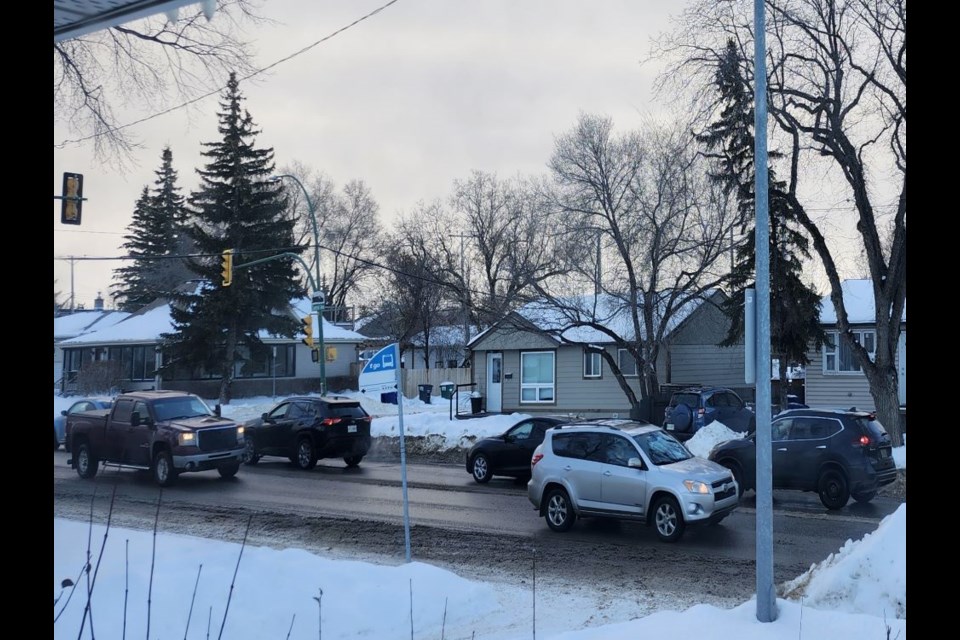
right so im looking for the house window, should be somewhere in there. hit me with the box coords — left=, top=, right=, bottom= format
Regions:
left=520, top=351, right=555, bottom=403
left=236, top=345, right=296, bottom=378
left=583, top=350, right=602, bottom=378
left=823, top=330, right=875, bottom=373
left=617, top=349, right=638, bottom=377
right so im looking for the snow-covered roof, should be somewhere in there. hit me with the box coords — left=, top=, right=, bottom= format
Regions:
left=820, top=279, right=907, bottom=325
left=54, top=310, right=131, bottom=341
left=500, top=292, right=710, bottom=345
left=60, top=297, right=367, bottom=346
left=289, top=298, right=367, bottom=341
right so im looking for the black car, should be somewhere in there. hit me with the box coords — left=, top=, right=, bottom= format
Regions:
left=243, top=396, right=373, bottom=470
left=465, top=416, right=569, bottom=483
left=707, top=407, right=898, bottom=509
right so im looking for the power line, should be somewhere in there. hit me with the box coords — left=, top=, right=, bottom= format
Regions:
left=54, top=0, right=402, bottom=149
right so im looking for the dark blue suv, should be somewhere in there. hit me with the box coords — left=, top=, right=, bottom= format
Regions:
left=707, top=407, right=898, bottom=509
left=662, top=387, right=756, bottom=441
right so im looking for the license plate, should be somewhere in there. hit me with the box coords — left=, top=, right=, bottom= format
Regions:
left=666, top=424, right=674, bottom=430
left=347, top=425, right=357, bottom=433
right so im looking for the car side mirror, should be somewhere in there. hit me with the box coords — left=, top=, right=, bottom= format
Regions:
left=215, top=404, right=222, bottom=417
left=627, top=457, right=644, bottom=469
left=61, top=410, right=68, bottom=416
left=261, top=413, right=269, bottom=422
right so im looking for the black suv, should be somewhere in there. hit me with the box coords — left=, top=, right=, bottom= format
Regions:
left=242, top=396, right=372, bottom=470
left=662, top=386, right=755, bottom=441
left=707, top=407, right=897, bottom=509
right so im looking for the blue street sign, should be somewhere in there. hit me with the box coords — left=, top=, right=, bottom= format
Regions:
left=359, top=343, right=400, bottom=395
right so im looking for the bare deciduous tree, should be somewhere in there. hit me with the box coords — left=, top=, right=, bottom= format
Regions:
left=652, top=0, right=906, bottom=442
left=54, top=0, right=262, bottom=165
left=538, top=113, right=741, bottom=416
left=279, top=165, right=385, bottom=323
left=448, top=170, right=569, bottom=329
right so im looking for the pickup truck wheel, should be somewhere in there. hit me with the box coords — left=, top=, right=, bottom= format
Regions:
left=152, top=450, right=178, bottom=487
left=75, top=442, right=98, bottom=479
left=218, top=462, right=240, bottom=479
left=295, top=437, right=317, bottom=470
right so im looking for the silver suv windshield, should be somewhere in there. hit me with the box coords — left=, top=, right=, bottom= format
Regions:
left=632, top=430, right=692, bottom=465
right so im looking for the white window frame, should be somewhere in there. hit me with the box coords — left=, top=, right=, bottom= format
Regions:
left=617, top=348, right=638, bottom=377
left=583, top=349, right=602, bottom=378
left=520, top=351, right=555, bottom=404
left=823, top=330, right=876, bottom=374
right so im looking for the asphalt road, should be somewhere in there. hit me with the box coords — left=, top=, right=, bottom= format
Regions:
left=53, top=449, right=905, bottom=611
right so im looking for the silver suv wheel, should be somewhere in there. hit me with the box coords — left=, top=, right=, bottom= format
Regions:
left=653, top=496, right=685, bottom=543
left=545, top=488, right=576, bottom=532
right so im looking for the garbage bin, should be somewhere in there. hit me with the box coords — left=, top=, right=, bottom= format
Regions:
left=418, top=384, right=433, bottom=404
left=439, top=382, right=455, bottom=400
left=470, top=394, right=483, bottom=414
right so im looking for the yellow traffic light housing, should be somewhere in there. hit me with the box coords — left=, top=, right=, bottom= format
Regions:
left=301, top=315, right=315, bottom=348
left=60, top=172, right=84, bottom=225
left=221, top=249, right=233, bottom=287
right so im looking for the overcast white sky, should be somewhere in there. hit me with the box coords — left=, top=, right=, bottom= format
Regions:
left=54, top=0, right=686, bottom=308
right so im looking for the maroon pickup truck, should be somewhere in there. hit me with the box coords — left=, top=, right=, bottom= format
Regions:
left=65, top=390, right=246, bottom=487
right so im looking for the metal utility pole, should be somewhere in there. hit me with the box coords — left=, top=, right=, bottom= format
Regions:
left=753, top=0, right=777, bottom=623
left=450, top=233, right=474, bottom=360
left=272, top=175, right=327, bottom=395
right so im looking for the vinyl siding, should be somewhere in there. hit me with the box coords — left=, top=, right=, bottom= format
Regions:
left=804, top=342, right=876, bottom=410
left=668, top=344, right=747, bottom=387
left=805, top=327, right=906, bottom=411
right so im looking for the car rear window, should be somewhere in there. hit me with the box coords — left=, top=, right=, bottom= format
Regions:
left=325, top=403, right=368, bottom=419
left=670, top=393, right=700, bottom=408
left=854, top=417, right=888, bottom=439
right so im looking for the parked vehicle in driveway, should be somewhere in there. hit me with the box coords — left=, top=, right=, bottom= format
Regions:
left=527, top=419, right=739, bottom=543
left=65, top=390, right=245, bottom=487
left=663, top=386, right=755, bottom=441
left=707, top=407, right=897, bottom=509
left=465, top=416, right=569, bottom=483
left=54, top=398, right=113, bottom=451
left=243, top=396, right=372, bottom=470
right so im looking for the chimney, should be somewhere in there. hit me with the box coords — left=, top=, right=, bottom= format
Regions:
left=94, top=292, right=104, bottom=311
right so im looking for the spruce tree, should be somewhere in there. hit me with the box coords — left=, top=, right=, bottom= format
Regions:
left=697, top=39, right=826, bottom=411
left=112, top=147, right=192, bottom=311
left=163, top=72, right=306, bottom=404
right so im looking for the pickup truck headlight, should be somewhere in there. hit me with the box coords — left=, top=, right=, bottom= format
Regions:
left=237, top=426, right=245, bottom=443
left=683, top=480, right=710, bottom=494
left=178, top=432, right=196, bottom=446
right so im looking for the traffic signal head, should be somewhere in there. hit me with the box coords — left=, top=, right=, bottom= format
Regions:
left=301, top=315, right=315, bottom=348
left=61, top=172, right=84, bottom=225
left=221, top=249, right=233, bottom=287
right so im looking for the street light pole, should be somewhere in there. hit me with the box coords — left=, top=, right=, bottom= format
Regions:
left=272, top=174, right=327, bottom=395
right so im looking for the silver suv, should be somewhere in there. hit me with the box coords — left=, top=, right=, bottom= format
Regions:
left=527, top=420, right=740, bottom=542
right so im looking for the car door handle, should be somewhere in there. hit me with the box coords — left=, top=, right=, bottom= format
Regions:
left=603, top=470, right=612, bottom=476
left=816, top=445, right=827, bottom=449
left=564, top=465, right=572, bottom=471
left=776, top=447, right=787, bottom=452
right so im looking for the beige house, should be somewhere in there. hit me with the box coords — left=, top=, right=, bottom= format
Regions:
left=804, top=279, right=906, bottom=416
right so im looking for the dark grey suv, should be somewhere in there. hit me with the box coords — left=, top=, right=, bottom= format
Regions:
left=707, top=407, right=897, bottom=509
left=242, top=396, right=372, bottom=470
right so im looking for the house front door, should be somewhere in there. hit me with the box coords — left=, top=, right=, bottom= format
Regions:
left=486, top=352, right=503, bottom=413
